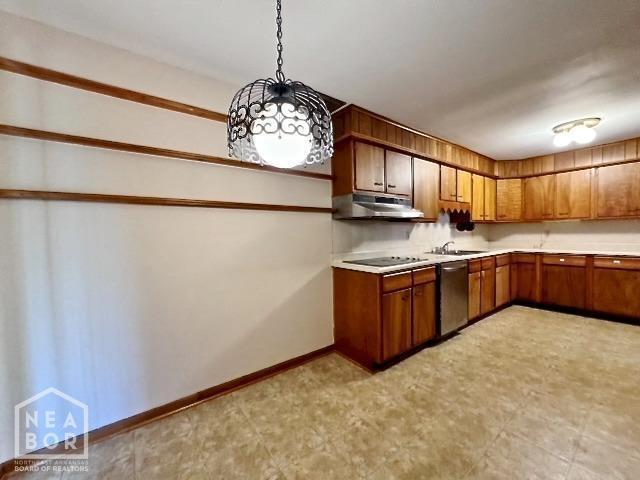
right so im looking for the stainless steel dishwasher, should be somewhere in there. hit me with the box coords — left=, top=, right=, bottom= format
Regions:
left=439, top=260, right=469, bottom=336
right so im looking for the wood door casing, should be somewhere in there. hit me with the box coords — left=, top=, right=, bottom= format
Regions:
left=484, top=177, right=497, bottom=221
left=412, top=282, right=436, bottom=345
left=497, top=179, right=522, bottom=221
left=471, top=174, right=485, bottom=221
left=495, top=265, right=510, bottom=307
left=440, top=165, right=458, bottom=201
left=542, top=265, right=587, bottom=309
left=457, top=170, right=472, bottom=203
left=593, top=268, right=640, bottom=318
left=382, top=288, right=412, bottom=361
left=555, top=169, right=591, bottom=219
left=413, top=158, right=440, bottom=219
left=385, top=151, right=412, bottom=196
left=524, top=175, right=556, bottom=220
left=468, top=271, right=481, bottom=320
left=480, top=268, right=496, bottom=315
left=354, top=142, right=385, bottom=192
left=596, top=163, right=640, bottom=218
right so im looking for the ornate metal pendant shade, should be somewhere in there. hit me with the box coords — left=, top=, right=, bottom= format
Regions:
left=227, top=0, right=333, bottom=169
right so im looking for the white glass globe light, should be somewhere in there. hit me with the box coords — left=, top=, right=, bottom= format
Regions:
left=252, top=101, right=312, bottom=168
left=553, top=131, right=572, bottom=148
left=570, top=124, right=596, bottom=144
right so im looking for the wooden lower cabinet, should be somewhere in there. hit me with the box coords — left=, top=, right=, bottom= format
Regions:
left=382, top=289, right=412, bottom=361
left=334, top=266, right=437, bottom=369
left=468, top=271, right=481, bottom=320
left=495, top=265, right=510, bottom=307
left=593, top=260, right=640, bottom=318
left=413, top=282, right=437, bottom=345
left=512, top=255, right=538, bottom=302
left=480, top=267, right=496, bottom=315
left=542, top=265, right=586, bottom=309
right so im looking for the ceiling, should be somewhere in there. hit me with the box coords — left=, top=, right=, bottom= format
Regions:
left=2, top=0, right=640, bottom=160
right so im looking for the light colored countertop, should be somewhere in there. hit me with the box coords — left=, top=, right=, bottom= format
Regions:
left=331, top=248, right=640, bottom=274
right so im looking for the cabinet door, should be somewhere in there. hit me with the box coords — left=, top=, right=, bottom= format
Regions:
left=385, top=151, right=412, bottom=196
left=596, top=163, right=640, bottom=218
left=457, top=170, right=472, bottom=203
left=484, top=177, right=497, bottom=221
left=440, top=166, right=458, bottom=201
left=555, top=169, right=592, bottom=219
left=382, top=288, right=412, bottom=361
left=413, top=159, right=440, bottom=220
left=471, top=174, right=485, bottom=221
left=354, top=142, right=385, bottom=192
left=495, top=265, right=510, bottom=307
left=510, top=264, right=518, bottom=301
left=542, top=265, right=586, bottom=309
left=593, top=268, right=640, bottom=318
left=468, top=272, right=481, bottom=320
left=515, top=263, right=537, bottom=302
left=524, top=175, right=555, bottom=220
left=413, top=282, right=436, bottom=345
left=480, top=268, right=496, bottom=315
left=497, top=179, right=522, bottom=221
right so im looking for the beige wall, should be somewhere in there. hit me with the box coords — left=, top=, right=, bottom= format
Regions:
left=0, top=11, right=332, bottom=463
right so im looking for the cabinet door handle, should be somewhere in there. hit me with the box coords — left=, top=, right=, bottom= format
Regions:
left=498, top=214, right=506, bottom=218
left=450, top=194, right=457, bottom=198
left=402, top=294, right=410, bottom=301
left=613, top=260, right=622, bottom=264
left=388, top=184, right=396, bottom=188
left=414, top=290, right=422, bottom=297
left=374, top=182, right=383, bottom=186
left=559, top=258, right=565, bottom=262
left=558, top=212, right=569, bottom=215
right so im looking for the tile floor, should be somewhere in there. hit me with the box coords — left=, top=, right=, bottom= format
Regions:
left=9, top=306, right=640, bottom=479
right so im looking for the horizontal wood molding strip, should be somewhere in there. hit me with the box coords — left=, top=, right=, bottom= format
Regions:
left=0, top=345, right=334, bottom=477
left=0, top=189, right=333, bottom=214
left=0, top=56, right=227, bottom=123
left=0, top=124, right=332, bottom=181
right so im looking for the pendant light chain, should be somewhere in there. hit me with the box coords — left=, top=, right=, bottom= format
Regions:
left=275, top=0, right=285, bottom=82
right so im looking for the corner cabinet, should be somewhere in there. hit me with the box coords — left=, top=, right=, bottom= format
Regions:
left=596, top=163, right=640, bottom=218
left=334, top=266, right=436, bottom=369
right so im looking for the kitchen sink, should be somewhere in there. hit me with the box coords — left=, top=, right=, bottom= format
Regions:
left=443, top=250, right=487, bottom=256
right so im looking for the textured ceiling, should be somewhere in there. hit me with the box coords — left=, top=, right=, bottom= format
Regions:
left=2, top=0, right=640, bottom=159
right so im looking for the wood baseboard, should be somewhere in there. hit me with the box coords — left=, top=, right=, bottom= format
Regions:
left=0, top=344, right=334, bottom=477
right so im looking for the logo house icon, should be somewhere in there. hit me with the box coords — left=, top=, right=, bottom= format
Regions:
left=14, top=388, right=89, bottom=460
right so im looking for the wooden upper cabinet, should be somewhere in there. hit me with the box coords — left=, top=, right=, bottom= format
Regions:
left=457, top=170, right=472, bottom=203
left=354, top=142, right=385, bottom=192
left=440, top=165, right=458, bottom=201
left=413, top=159, right=441, bottom=220
left=555, top=169, right=592, bottom=219
left=484, top=177, right=496, bottom=221
left=471, top=174, right=485, bottom=221
left=496, top=179, right=522, bottom=221
left=596, top=163, right=640, bottom=218
left=385, top=151, right=412, bottom=196
left=523, top=175, right=556, bottom=220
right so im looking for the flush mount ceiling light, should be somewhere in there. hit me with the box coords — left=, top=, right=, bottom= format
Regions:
left=552, top=118, right=601, bottom=148
left=227, top=0, right=333, bottom=169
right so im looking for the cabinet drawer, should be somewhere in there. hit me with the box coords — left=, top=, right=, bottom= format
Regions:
left=542, top=255, right=587, bottom=267
left=468, top=259, right=482, bottom=273
left=512, top=253, right=536, bottom=264
left=481, top=257, right=496, bottom=271
left=382, top=271, right=413, bottom=292
left=412, top=267, right=436, bottom=285
left=594, top=256, right=640, bottom=271
left=495, top=254, right=511, bottom=267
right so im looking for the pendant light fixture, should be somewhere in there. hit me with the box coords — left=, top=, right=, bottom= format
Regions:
left=227, top=0, right=333, bottom=169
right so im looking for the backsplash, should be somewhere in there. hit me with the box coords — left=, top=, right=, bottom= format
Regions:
left=332, top=213, right=490, bottom=255
left=489, top=219, right=640, bottom=252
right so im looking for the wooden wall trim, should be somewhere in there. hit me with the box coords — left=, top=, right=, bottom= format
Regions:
left=0, top=345, right=335, bottom=477
left=0, top=125, right=332, bottom=182
left=0, top=56, right=228, bottom=123
left=0, top=189, right=333, bottom=214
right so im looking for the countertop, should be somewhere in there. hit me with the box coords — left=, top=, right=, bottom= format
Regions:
left=331, top=248, right=640, bottom=274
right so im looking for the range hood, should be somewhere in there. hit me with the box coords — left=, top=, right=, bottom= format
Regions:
left=333, top=193, right=424, bottom=220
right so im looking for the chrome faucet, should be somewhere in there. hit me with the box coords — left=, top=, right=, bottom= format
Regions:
left=432, top=241, right=455, bottom=255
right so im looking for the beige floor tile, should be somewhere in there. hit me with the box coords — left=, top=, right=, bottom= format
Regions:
left=573, top=433, right=640, bottom=480
left=567, top=464, right=606, bottom=480
left=61, top=432, right=135, bottom=479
